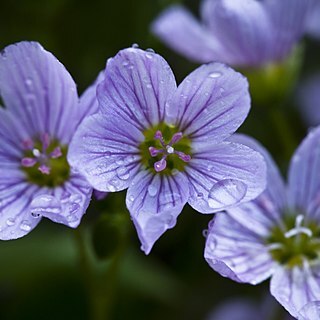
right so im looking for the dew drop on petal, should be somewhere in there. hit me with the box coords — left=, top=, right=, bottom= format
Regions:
left=208, top=179, right=247, bottom=209
left=69, top=194, right=82, bottom=204
left=6, top=218, right=15, bottom=226
left=202, top=229, right=208, bottom=238
left=147, top=185, right=158, bottom=197
left=20, top=220, right=31, bottom=232
left=131, top=43, right=139, bottom=48
left=208, top=72, right=222, bottom=78
left=116, top=167, right=130, bottom=180
left=208, top=237, right=217, bottom=252
left=30, top=194, right=62, bottom=215
left=69, top=202, right=80, bottom=214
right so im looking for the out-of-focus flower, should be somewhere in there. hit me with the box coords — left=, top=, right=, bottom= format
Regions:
left=152, top=0, right=312, bottom=67
left=206, top=297, right=295, bottom=320
left=306, top=1, right=320, bottom=39
left=298, top=74, right=320, bottom=127
left=0, top=41, right=102, bottom=238
left=204, top=130, right=320, bottom=318
left=68, top=47, right=266, bottom=254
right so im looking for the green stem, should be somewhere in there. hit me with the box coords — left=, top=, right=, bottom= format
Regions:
left=74, top=223, right=127, bottom=320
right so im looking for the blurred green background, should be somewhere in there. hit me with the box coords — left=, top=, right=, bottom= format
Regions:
left=0, top=0, right=320, bottom=319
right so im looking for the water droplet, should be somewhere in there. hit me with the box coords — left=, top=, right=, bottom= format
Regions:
left=146, top=52, right=153, bottom=59
left=25, top=79, right=32, bottom=87
left=129, top=195, right=135, bottom=202
left=131, top=43, right=139, bottom=48
left=202, top=229, right=208, bottom=238
left=20, top=221, right=31, bottom=232
left=116, top=167, right=130, bottom=180
left=208, top=237, right=217, bottom=251
left=105, top=151, right=111, bottom=158
left=208, top=179, right=247, bottom=209
left=197, top=192, right=204, bottom=199
left=147, top=185, right=158, bottom=197
left=31, top=212, right=41, bottom=218
left=30, top=194, right=62, bottom=215
left=122, top=60, right=129, bottom=67
left=146, top=48, right=155, bottom=53
left=146, top=83, right=152, bottom=89
left=116, top=158, right=124, bottom=165
left=69, top=202, right=80, bottom=214
left=209, top=72, right=222, bottom=78
left=6, top=218, right=15, bottom=226
left=69, top=194, right=82, bottom=203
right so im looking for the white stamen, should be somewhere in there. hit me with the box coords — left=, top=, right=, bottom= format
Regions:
left=166, top=145, right=174, bottom=154
left=32, top=148, right=41, bottom=157
left=284, top=214, right=313, bottom=238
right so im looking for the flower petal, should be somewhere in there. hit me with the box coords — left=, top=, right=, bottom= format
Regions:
left=200, top=0, right=272, bottom=66
left=298, top=301, right=320, bottom=320
left=29, top=172, right=92, bottom=228
left=97, top=47, right=177, bottom=130
left=126, top=170, right=189, bottom=254
left=68, top=113, right=143, bottom=192
left=226, top=134, right=287, bottom=233
left=270, top=264, right=320, bottom=317
left=168, top=63, right=250, bottom=145
left=0, top=41, right=81, bottom=143
left=186, top=141, right=266, bottom=213
left=77, top=71, right=104, bottom=122
left=204, top=212, right=276, bottom=284
left=287, top=126, right=320, bottom=222
left=0, top=182, right=41, bottom=239
left=151, top=5, right=224, bottom=63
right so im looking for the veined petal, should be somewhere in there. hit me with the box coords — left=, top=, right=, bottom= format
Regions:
left=29, top=172, right=92, bottom=228
left=227, top=134, right=287, bottom=232
left=151, top=5, right=225, bottom=63
left=126, top=170, right=189, bottom=254
left=265, top=0, right=312, bottom=61
left=200, top=0, right=272, bottom=66
left=0, top=41, right=80, bottom=143
left=288, top=126, right=320, bottom=223
left=97, top=47, right=177, bottom=130
left=68, top=113, right=143, bottom=192
left=168, top=63, right=250, bottom=145
left=205, top=212, right=276, bottom=284
left=298, top=301, right=320, bottom=320
left=270, top=264, right=320, bottom=318
left=77, top=71, right=104, bottom=122
left=186, top=141, right=266, bottom=213
left=0, top=182, right=41, bottom=239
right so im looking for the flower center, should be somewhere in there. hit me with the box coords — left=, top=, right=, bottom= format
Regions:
left=267, top=213, right=320, bottom=268
left=140, top=123, right=192, bottom=173
left=21, top=133, right=70, bottom=187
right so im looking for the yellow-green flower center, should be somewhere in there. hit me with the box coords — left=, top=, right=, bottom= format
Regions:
left=21, top=133, right=70, bottom=187
left=267, top=213, right=320, bottom=268
left=139, top=123, right=192, bottom=174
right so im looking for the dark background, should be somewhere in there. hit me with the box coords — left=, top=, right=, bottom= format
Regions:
left=0, top=0, right=319, bottom=319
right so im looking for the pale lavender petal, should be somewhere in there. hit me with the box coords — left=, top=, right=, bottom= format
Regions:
left=270, top=264, right=320, bottom=318
left=167, top=63, right=250, bottom=145
left=151, top=5, right=225, bottom=63
left=298, top=74, right=320, bottom=127
left=287, top=126, right=320, bottom=222
left=205, top=212, right=276, bottom=284
left=264, top=0, right=312, bottom=61
left=77, top=71, right=104, bottom=122
left=68, top=113, right=143, bottom=192
left=186, top=141, right=266, bottom=213
left=298, top=301, right=320, bottom=320
left=0, top=182, right=41, bottom=239
left=97, top=47, right=177, bottom=130
left=126, top=170, right=189, bottom=254
left=29, top=172, right=92, bottom=228
left=200, top=0, right=272, bottom=66
left=0, top=41, right=79, bottom=143
left=306, top=1, right=320, bottom=39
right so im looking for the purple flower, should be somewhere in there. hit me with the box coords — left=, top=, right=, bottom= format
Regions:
left=207, top=297, right=295, bottom=320
left=152, top=0, right=312, bottom=67
left=68, top=47, right=266, bottom=254
left=0, top=41, right=102, bottom=238
left=299, top=301, right=320, bottom=320
left=298, top=74, right=320, bottom=127
left=204, top=130, right=320, bottom=317
left=306, top=1, right=320, bottom=39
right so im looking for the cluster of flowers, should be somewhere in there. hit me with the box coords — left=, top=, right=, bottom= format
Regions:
left=1, top=0, right=320, bottom=319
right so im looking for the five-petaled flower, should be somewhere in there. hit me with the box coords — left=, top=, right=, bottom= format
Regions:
left=204, top=130, right=320, bottom=318
left=0, top=41, right=102, bottom=238
left=152, top=0, right=313, bottom=67
left=68, top=47, right=266, bottom=254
